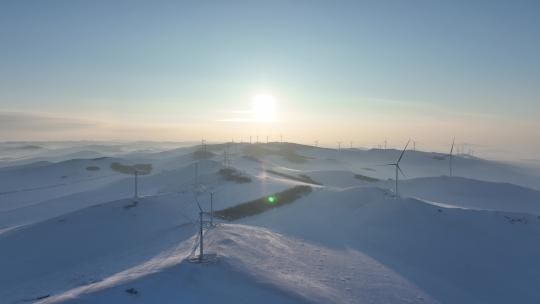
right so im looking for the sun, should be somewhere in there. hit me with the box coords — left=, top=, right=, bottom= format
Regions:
left=252, top=94, right=277, bottom=122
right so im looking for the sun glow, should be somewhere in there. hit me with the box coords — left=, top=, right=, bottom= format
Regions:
left=252, top=94, right=277, bottom=122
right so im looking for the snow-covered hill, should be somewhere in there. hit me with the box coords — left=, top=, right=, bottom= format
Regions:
left=1, top=141, right=539, bottom=303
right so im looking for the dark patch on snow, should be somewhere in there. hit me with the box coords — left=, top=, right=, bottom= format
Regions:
left=124, top=201, right=138, bottom=209
left=354, top=174, right=379, bottom=182
left=218, top=167, right=252, bottom=183
left=215, top=185, right=312, bottom=221
left=111, top=162, right=152, bottom=175
left=92, top=156, right=109, bottom=161
left=504, top=215, right=527, bottom=224
left=265, top=170, right=322, bottom=185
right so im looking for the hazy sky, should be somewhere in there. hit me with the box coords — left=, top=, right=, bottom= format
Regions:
left=1, top=1, right=539, bottom=160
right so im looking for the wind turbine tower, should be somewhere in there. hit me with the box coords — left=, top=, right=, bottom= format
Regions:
left=194, top=196, right=205, bottom=262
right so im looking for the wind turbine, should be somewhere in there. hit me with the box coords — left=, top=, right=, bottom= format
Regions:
left=385, top=140, right=410, bottom=197
left=448, top=138, right=455, bottom=177
left=193, top=196, right=205, bottom=262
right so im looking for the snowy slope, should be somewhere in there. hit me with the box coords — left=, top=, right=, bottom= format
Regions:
left=396, top=176, right=540, bottom=215
left=1, top=142, right=540, bottom=304
left=243, top=187, right=540, bottom=304
left=40, top=224, right=437, bottom=304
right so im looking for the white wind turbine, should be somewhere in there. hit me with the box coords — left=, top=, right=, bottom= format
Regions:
left=385, top=140, right=410, bottom=196
left=448, top=137, right=455, bottom=177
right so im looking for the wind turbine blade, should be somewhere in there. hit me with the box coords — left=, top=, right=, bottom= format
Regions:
left=194, top=196, right=203, bottom=212
left=397, top=165, right=406, bottom=178
left=450, top=137, right=455, bottom=155
left=397, top=140, right=410, bottom=163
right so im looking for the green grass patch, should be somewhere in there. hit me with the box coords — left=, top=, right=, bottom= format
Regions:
left=214, top=185, right=312, bottom=221
left=86, top=166, right=100, bottom=171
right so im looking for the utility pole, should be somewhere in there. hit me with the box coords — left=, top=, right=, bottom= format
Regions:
left=337, top=141, right=342, bottom=151
left=201, top=139, right=207, bottom=152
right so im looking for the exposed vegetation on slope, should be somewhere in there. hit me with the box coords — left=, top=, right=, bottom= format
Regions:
left=218, top=167, right=252, bottom=183
left=265, top=169, right=322, bottom=185
left=110, top=162, right=152, bottom=175
left=214, top=185, right=312, bottom=221
left=354, top=174, right=379, bottom=182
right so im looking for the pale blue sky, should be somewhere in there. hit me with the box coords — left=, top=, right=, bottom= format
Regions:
left=0, top=1, right=539, bottom=159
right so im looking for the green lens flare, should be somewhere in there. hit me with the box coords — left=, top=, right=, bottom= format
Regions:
left=267, top=196, right=276, bottom=204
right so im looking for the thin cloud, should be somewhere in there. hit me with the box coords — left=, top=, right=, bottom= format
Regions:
left=0, top=111, right=97, bottom=140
